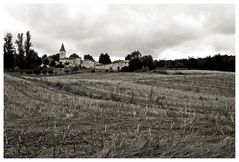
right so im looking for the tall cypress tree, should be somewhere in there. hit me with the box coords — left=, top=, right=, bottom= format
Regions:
left=24, top=31, right=32, bottom=69
left=4, top=33, right=15, bottom=69
left=15, top=33, right=25, bottom=69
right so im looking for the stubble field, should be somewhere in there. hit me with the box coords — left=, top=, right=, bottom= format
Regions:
left=4, top=70, right=235, bottom=158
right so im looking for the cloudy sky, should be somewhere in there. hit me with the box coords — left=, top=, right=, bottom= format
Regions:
left=3, top=4, right=235, bottom=60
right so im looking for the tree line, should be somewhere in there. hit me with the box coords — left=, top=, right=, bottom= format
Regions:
left=156, top=55, right=235, bottom=72
left=4, top=31, right=42, bottom=70
left=4, top=32, right=235, bottom=72
left=122, top=51, right=235, bottom=72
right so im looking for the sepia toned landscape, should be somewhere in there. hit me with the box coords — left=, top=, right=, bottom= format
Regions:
left=3, top=3, right=235, bottom=158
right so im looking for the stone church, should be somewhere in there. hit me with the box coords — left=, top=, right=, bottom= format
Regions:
left=59, top=43, right=82, bottom=67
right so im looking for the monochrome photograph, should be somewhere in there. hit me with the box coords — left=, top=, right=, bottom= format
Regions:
left=2, top=2, right=235, bottom=158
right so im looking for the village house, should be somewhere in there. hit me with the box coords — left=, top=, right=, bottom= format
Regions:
left=95, top=60, right=130, bottom=71
left=59, top=43, right=82, bottom=67
left=81, top=59, right=102, bottom=69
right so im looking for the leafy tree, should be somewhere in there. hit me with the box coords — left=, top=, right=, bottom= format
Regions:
left=124, top=51, right=144, bottom=71
left=84, top=54, right=95, bottom=61
left=152, top=60, right=159, bottom=69
left=99, top=53, right=111, bottom=64
left=42, top=54, right=49, bottom=65
left=141, top=55, right=154, bottom=70
left=42, top=64, right=48, bottom=74
left=55, top=62, right=64, bottom=68
left=128, top=58, right=142, bottom=72
left=24, top=31, right=33, bottom=69
left=4, top=33, right=15, bottom=69
left=15, top=33, right=25, bottom=69
left=48, top=68, right=54, bottom=75
left=29, top=49, right=40, bottom=68
left=42, top=54, right=47, bottom=60
left=213, top=54, right=223, bottom=70
left=33, top=65, right=41, bottom=75
left=43, top=58, right=49, bottom=65
left=226, top=56, right=235, bottom=71
left=49, top=53, right=60, bottom=62
left=24, top=31, right=32, bottom=56
left=69, top=53, right=80, bottom=58
left=35, top=57, right=42, bottom=66
left=125, top=51, right=142, bottom=60
left=158, top=60, right=166, bottom=67
left=49, top=60, right=56, bottom=67
left=121, top=66, right=130, bottom=72
left=186, top=57, right=198, bottom=69
left=174, top=62, right=185, bottom=68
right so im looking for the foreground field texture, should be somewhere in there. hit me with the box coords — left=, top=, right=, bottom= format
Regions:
left=4, top=70, right=235, bottom=158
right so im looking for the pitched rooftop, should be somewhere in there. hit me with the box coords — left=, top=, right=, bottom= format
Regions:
left=60, top=43, right=66, bottom=52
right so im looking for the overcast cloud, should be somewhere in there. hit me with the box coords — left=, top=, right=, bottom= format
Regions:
left=3, top=4, right=235, bottom=60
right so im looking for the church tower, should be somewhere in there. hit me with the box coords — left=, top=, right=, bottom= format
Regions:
left=59, top=43, right=66, bottom=59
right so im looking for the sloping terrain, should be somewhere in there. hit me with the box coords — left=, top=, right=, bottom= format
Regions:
left=4, top=70, right=235, bottom=158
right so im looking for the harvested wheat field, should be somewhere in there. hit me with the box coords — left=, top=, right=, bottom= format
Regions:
left=4, top=70, right=235, bottom=158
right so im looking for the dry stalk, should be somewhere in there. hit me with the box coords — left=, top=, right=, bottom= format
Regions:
left=101, top=134, right=104, bottom=149
left=52, top=145, right=56, bottom=158
left=130, top=91, right=134, bottom=103
left=183, top=119, right=188, bottom=133
left=133, top=110, right=136, bottom=118
left=145, top=105, right=148, bottom=116
left=104, top=124, right=107, bottom=133
left=73, top=143, right=76, bottom=157
left=220, top=128, right=225, bottom=136
left=148, top=86, right=154, bottom=106
left=91, top=140, right=94, bottom=153
left=170, top=121, right=175, bottom=130
left=67, top=124, right=71, bottom=135
left=63, top=129, right=66, bottom=140
left=230, top=114, right=234, bottom=124
left=4, top=133, right=8, bottom=146
left=215, top=119, right=219, bottom=132
left=148, top=128, right=152, bottom=137
left=136, top=124, right=140, bottom=133
left=116, top=82, right=120, bottom=94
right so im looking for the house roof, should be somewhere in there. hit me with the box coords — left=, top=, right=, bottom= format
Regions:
left=60, top=43, right=66, bottom=52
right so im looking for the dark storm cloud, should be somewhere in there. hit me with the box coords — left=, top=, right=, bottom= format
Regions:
left=3, top=4, right=235, bottom=59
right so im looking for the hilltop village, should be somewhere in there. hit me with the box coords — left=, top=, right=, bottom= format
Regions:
left=57, top=43, right=129, bottom=72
